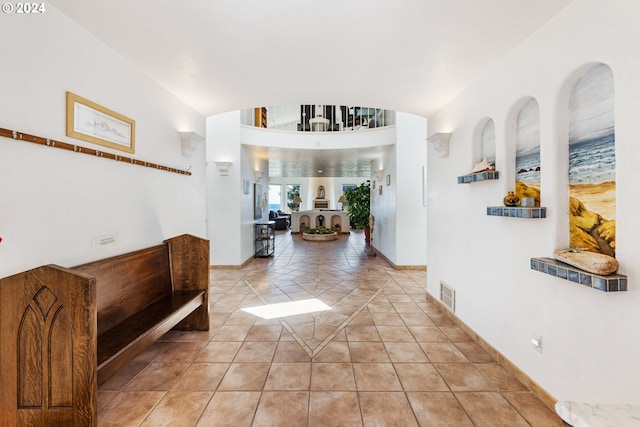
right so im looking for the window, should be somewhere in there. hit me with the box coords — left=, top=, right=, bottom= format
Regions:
left=268, top=184, right=282, bottom=212
left=286, top=185, right=301, bottom=212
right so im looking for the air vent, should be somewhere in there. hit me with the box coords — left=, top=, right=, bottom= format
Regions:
left=440, top=281, right=455, bottom=312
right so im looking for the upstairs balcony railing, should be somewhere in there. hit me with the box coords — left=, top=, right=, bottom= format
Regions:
left=241, top=105, right=395, bottom=132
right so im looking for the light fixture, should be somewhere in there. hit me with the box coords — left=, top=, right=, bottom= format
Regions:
left=337, top=195, right=346, bottom=211
left=427, top=132, right=452, bottom=158
left=213, top=161, right=232, bottom=176
left=178, top=131, right=204, bottom=158
left=375, top=169, right=384, bottom=180
left=254, top=169, right=263, bottom=181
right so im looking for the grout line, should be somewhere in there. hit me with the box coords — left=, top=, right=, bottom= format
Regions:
left=243, top=279, right=393, bottom=358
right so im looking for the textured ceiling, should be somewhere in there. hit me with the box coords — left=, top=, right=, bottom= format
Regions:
left=245, top=144, right=392, bottom=178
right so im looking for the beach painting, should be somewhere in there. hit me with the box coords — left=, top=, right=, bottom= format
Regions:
left=481, top=118, right=496, bottom=168
left=515, top=98, right=541, bottom=204
left=568, top=63, right=616, bottom=256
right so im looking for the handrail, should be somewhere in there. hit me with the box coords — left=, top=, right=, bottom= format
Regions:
left=241, top=105, right=395, bottom=132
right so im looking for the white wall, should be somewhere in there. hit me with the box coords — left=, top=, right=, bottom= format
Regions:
left=427, top=0, right=640, bottom=403
left=0, top=6, right=205, bottom=279
left=395, top=112, right=428, bottom=266
left=371, top=112, right=427, bottom=268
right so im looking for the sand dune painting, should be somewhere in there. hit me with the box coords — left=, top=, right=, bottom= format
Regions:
left=481, top=118, right=496, bottom=167
left=515, top=98, right=541, bottom=204
left=569, top=63, right=616, bottom=256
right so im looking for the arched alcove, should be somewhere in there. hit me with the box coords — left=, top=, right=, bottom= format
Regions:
left=480, top=118, right=496, bottom=168
left=515, top=97, right=541, bottom=204
left=568, top=63, right=616, bottom=256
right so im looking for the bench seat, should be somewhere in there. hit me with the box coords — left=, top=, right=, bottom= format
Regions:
left=97, top=289, right=205, bottom=383
left=0, top=234, right=210, bottom=426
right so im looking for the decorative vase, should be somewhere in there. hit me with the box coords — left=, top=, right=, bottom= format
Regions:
left=503, top=191, right=520, bottom=207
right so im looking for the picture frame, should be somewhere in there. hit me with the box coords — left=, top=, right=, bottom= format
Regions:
left=386, top=174, right=391, bottom=186
left=379, top=185, right=383, bottom=195
left=243, top=178, right=250, bottom=195
left=66, top=91, right=136, bottom=153
left=372, top=180, right=376, bottom=189
left=254, top=183, right=263, bottom=219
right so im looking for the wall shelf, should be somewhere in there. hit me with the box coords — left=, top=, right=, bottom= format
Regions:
left=531, top=257, right=627, bottom=292
left=457, top=170, right=499, bottom=184
left=487, top=206, right=547, bottom=218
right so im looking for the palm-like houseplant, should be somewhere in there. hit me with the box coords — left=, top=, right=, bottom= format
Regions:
left=344, top=181, right=371, bottom=241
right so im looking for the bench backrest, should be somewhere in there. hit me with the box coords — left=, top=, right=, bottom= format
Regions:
left=74, top=244, right=172, bottom=335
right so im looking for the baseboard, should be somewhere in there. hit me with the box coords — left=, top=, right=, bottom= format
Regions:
left=371, top=245, right=427, bottom=271
left=210, top=256, right=253, bottom=269
left=425, top=292, right=558, bottom=412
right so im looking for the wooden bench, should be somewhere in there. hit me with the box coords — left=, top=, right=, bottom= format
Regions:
left=0, top=234, right=209, bottom=427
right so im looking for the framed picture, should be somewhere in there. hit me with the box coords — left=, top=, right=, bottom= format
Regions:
left=243, top=179, right=250, bottom=195
left=66, top=91, right=135, bottom=153
left=372, top=180, right=376, bottom=189
left=386, top=174, right=391, bottom=186
left=379, top=185, right=383, bottom=195
left=254, top=183, right=263, bottom=219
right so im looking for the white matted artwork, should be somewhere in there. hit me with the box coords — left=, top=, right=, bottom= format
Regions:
left=66, top=91, right=135, bottom=153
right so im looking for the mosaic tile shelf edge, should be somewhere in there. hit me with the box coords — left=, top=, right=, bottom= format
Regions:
left=531, top=257, right=627, bottom=292
left=487, top=206, right=547, bottom=218
left=457, top=170, right=500, bottom=184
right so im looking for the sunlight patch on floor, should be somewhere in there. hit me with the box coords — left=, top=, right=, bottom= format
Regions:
left=241, top=298, right=332, bottom=319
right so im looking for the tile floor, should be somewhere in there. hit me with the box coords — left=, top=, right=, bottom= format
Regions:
left=98, top=231, right=568, bottom=426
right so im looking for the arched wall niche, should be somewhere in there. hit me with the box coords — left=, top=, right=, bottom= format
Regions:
left=503, top=97, right=536, bottom=193
left=567, top=63, right=616, bottom=256
left=515, top=97, right=541, bottom=204
left=480, top=118, right=496, bottom=169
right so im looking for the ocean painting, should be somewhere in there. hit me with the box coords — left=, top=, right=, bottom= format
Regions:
left=481, top=119, right=496, bottom=167
left=515, top=98, right=541, bottom=204
left=569, top=63, right=616, bottom=256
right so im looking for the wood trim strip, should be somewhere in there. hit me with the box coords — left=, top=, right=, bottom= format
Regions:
left=0, top=127, right=191, bottom=176
left=425, top=292, right=558, bottom=412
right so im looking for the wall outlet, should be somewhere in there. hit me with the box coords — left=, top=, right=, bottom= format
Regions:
left=531, top=335, right=543, bottom=353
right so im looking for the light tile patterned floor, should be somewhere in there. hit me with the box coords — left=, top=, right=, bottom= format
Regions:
left=98, top=231, right=567, bottom=426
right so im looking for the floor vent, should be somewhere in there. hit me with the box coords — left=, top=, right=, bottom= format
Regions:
left=440, top=281, right=455, bottom=312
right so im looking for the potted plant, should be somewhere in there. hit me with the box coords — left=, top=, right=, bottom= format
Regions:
left=344, top=181, right=371, bottom=241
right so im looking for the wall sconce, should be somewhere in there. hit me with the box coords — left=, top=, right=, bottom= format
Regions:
left=427, top=132, right=452, bottom=158
left=214, top=161, right=232, bottom=176
left=375, top=170, right=384, bottom=180
left=178, top=131, right=204, bottom=158
left=254, top=170, right=264, bottom=181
